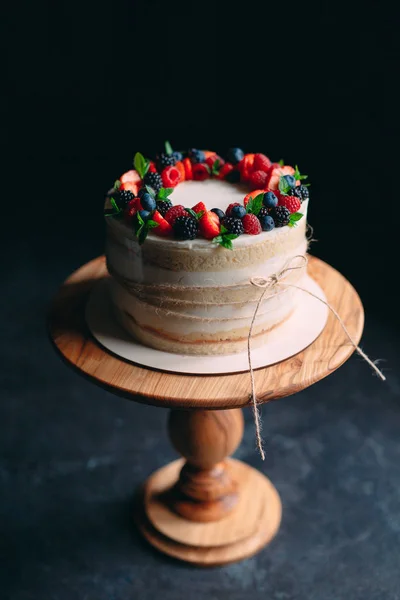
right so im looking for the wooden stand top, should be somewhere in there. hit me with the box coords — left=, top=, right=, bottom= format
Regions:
left=48, top=255, right=364, bottom=410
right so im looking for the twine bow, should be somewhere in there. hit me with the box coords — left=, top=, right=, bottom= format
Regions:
left=248, top=255, right=386, bottom=460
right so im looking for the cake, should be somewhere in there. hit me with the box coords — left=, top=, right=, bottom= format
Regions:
left=105, top=146, right=310, bottom=355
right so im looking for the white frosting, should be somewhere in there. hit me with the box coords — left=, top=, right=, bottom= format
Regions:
left=169, top=179, right=249, bottom=212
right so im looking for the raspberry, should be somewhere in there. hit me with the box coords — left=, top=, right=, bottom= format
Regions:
left=192, top=163, right=210, bottom=181
left=173, top=216, right=199, bottom=240
left=156, top=153, right=177, bottom=171
left=226, top=202, right=242, bottom=217
left=292, top=185, right=309, bottom=202
left=270, top=206, right=290, bottom=227
left=278, top=195, right=301, bottom=214
left=161, top=165, right=182, bottom=188
left=164, top=205, right=189, bottom=225
left=223, top=217, right=244, bottom=235
left=249, top=169, right=268, bottom=190
left=143, top=171, right=163, bottom=193
left=253, top=153, right=271, bottom=173
left=242, top=213, right=262, bottom=235
left=156, top=199, right=173, bottom=216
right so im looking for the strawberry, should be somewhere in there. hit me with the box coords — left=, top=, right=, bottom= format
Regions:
left=205, top=154, right=225, bottom=170
left=203, top=150, right=216, bottom=159
left=192, top=201, right=207, bottom=214
left=253, top=153, right=271, bottom=173
left=238, top=153, right=255, bottom=181
left=281, top=165, right=295, bottom=176
left=243, top=189, right=264, bottom=207
left=249, top=169, right=268, bottom=190
left=161, top=165, right=182, bottom=188
left=242, top=213, right=262, bottom=235
left=193, top=163, right=210, bottom=181
left=182, top=157, right=193, bottom=180
left=217, top=163, right=235, bottom=180
left=164, top=205, right=189, bottom=225
left=175, top=160, right=186, bottom=182
left=226, top=202, right=241, bottom=217
left=199, top=210, right=220, bottom=239
left=120, top=169, right=141, bottom=184
left=120, top=181, right=139, bottom=195
left=152, top=210, right=173, bottom=236
left=278, top=195, right=301, bottom=214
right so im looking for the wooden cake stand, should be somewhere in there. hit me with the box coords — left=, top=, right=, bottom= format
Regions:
left=49, top=255, right=364, bottom=566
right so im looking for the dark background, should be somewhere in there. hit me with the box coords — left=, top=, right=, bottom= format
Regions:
left=2, top=1, right=400, bottom=599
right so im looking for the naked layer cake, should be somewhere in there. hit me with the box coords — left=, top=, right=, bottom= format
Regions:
left=105, top=145, right=310, bottom=355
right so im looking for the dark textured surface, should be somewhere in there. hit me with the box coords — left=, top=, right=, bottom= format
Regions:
left=1, top=239, right=400, bottom=599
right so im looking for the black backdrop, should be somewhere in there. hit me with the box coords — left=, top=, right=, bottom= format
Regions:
left=5, top=0, right=399, bottom=320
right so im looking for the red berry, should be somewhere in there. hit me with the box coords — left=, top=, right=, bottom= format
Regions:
left=249, top=169, right=268, bottom=190
left=192, top=201, right=207, bottom=214
left=175, top=160, right=186, bottom=182
left=243, top=189, right=265, bottom=207
left=226, top=202, right=241, bottom=217
left=192, top=163, right=210, bottom=181
left=238, top=154, right=255, bottom=181
left=205, top=154, right=225, bottom=169
left=217, top=163, right=235, bottom=180
left=278, top=195, right=301, bottom=214
left=253, top=153, right=271, bottom=173
left=120, top=169, right=141, bottom=184
left=266, top=165, right=296, bottom=190
left=199, top=211, right=220, bottom=239
left=164, top=205, right=189, bottom=225
left=242, top=213, right=262, bottom=235
left=152, top=210, right=173, bottom=237
left=182, top=158, right=193, bottom=180
left=148, top=161, right=157, bottom=173
left=123, top=198, right=142, bottom=223
left=162, top=165, right=182, bottom=188
left=120, top=181, right=139, bottom=195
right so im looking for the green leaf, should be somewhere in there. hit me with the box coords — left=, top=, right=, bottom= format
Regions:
left=104, top=210, right=117, bottom=218
left=278, top=159, right=285, bottom=167
left=137, top=211, right=144, bottom=226
left=278, top=176, right=292, bottom=196
left=138, top=227, right=149, bottom=245
left=146, top=219, right=159, bottom=229
left=114, top=179, right=121, bottom=190
left=157, top=187, right=174, bottom=200
left=133, top=152, right=150, bottom=179
left=110, top=197, right=122, bottom=213
left=212, top=232, right=238, bottom=250
left=211, top=159, right=221, bottom=175
left=185, top=208, right=197, bottom=219
left=246, top=193, right=264, bottom=216
left=220, top=224, right=228, bottom=234
left=196, top=210, right=205, bottom=220
left=288, top=212, right=304, bottom=227
left=224, top=233, right=239, bottom=240
left=294, top=165, right=308, bottom=181
left=212, top=235, right=223, bottom=244
left=165, top=140, right=173, bottom=155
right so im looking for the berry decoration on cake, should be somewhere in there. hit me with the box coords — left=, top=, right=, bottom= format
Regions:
left=105, top=143, right=309, bottom=246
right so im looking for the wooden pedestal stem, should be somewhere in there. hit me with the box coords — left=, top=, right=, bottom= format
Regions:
left=167, top=409, right=244, bottom=522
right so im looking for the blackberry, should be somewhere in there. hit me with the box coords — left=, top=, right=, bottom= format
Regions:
left=225, top=169, right=241, bottom=183
left=258, top=206, right=270, bottom=218
left=173, top=216, right=199, bottom=240
left=143, top=171, right=163, bottom=193
left=292, top=185, right=309, bottom=203
left=156, top=199, right=173, bottom=216
left=156, top=152, right=177, bottom=171
left=188, top=148, right=206, bottom=164
left=115, top=189, right=134, bottom=208
left=270, top=206, right=290, bottom=227
left=223, top=217, right=244, bottom=235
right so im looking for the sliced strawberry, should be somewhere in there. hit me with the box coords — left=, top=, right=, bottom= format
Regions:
left=203, top=150, right=216, bottom=159
left=238, top=153, right=255, bottom=182
left=182, top=157, right=193, bottom=180
left=217, top=163, right=235, bottom=180
left=199, top=210, right=221, bottom=239
left=243, top=189, right=265, bottom=207
left=192, top=201, right=207, bottom=214
left=152, top=210, right=173, bottom=236
left=205, top=154, right=225, bottom=170
left=120, top=169, right=141, bottom=184
left=120, top=181, right=139, bottom=195
left=266, top=165, right=296, bottom=190
left=175, top=160, right=186, bottom=182
left=281, top=165, right=295, bottom=175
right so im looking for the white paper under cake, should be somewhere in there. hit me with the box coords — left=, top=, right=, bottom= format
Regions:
left=86, top=276, right=328, bottom=375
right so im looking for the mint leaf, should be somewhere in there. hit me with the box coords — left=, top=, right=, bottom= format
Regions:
left=211, top=159, right=221, bottom=176
left=165, top=140, right=173, bottom=155
left=212, top=232, right=238, bottom=250
left=185, top=208, right=204, bottom=220
left=133, top=152, right=150, bottom=179
left=288, top=212, right=304, bottom=227
left=294, top=165, right=308, bottom=181
left=137, top=211, right=144, bottom=226
left=114, top=179, right=121, bottom=190
left=246, top=193, right=264, bottom=216
left=147, top=219, right=159, bottom=229
left=157, top=187, right=174, bottom=200
left=279, top=176, right=292, bottom=196
left=221, top=224, right=228, bottom=234
left=278, top=159, right=285, bottom=167
left=212, top=235, right=223, bottom=244
left=110, top=197, right=121, bottom=213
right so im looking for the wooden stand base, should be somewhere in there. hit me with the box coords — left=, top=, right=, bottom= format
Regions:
left=136, top=458, right=282, bottom=566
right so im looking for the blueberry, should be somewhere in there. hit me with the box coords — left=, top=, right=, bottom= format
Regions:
left=138, top=187, right=148, bottom=198
left=138, top=210, right=151, bottom=221
left=226, top=147, right=244, bottom=165
left=282, top=174, right=296, bottom=189
left=140, top=192, right=156, bottom=212
left=263, top=191, right=278, bottom=209
left=211, top=208, right=225, bottom=220
left=173, top=151, right=183, bottom=162
left=188, top=148, right=206, bottom=164
left=259, top=215, right=275, bottom=232
left=231, top=205, right=246, bottom=219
